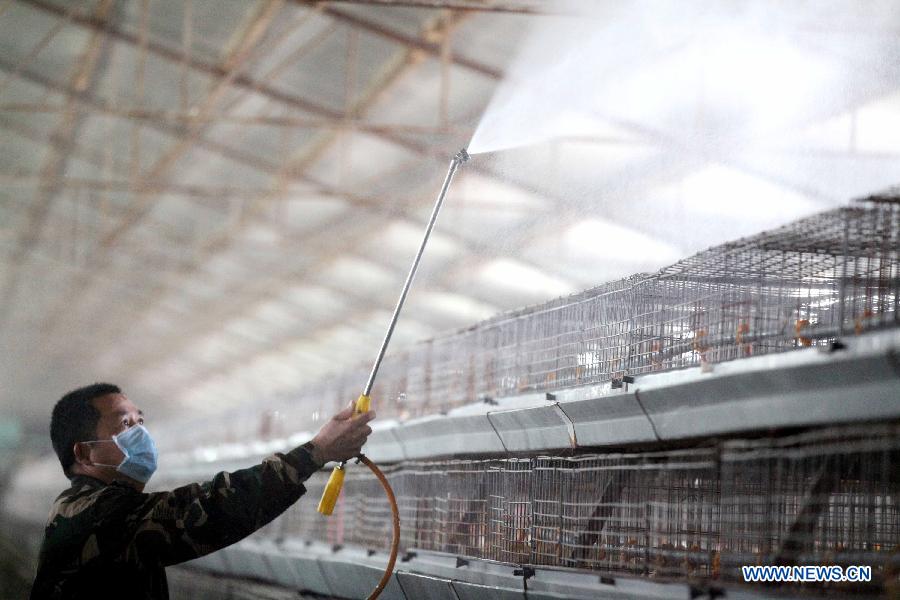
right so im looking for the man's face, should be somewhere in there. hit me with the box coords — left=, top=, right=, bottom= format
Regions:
left=83, top=392, right=145, bottom=469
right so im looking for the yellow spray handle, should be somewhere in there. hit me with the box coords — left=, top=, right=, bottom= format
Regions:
left=353, top=393, right=370, bottom=415
left=317, top=395, right=370, bottom=515
left=317, top=465, right=345, bottom=515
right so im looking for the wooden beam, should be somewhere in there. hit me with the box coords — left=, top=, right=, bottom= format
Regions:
left=308, top=0, right=550, bottom=14
left=0, top=103, right=468, bottom=135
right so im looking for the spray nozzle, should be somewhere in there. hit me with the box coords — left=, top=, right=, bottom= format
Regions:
left=455, top=148, right=470, bottom=163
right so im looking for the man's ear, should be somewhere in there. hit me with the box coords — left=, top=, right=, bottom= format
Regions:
left=73, top=442, right=91, bottom=466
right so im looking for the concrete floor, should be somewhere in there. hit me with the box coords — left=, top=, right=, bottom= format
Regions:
left=168, top=566, right=338, bottom=599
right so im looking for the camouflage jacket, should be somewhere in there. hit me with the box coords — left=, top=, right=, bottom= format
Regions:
left=30, top=443, right=320, bottom=600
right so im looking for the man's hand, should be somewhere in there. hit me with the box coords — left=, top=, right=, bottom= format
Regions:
left=309, top=404, right=375, bottom=465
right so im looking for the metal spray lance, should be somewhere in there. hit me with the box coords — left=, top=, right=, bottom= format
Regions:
left=317, top=148, right=469, bottom=516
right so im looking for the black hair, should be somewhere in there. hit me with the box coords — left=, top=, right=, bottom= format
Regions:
left=51, top=383, right=121, bottom=477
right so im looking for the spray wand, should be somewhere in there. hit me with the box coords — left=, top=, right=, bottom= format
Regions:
left=316, top=148, right=469, bottom=599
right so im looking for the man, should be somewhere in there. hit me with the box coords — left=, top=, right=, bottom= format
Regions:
left=30, top=382, right=374, bottom=600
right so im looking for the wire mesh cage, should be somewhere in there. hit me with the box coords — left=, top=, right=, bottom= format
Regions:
left=288, top=195, right=898, bottom=437
left=271, top=422, right=900, bottom=594
left=718, top=425, right=900, bottom=577
left=162, top=193, right=899, bottom=452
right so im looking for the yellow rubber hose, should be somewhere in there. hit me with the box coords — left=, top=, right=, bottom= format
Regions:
left=359, top=454, right=400, bottom=600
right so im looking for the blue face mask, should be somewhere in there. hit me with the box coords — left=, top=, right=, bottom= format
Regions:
left=88, top=424, right=159, bottom=483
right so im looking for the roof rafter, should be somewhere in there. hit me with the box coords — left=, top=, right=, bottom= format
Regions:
left=300, top=2, right=502, bottom=78
left=307, top=0, right=551, bottom=14
left=0, top=0, right=115, bottom=327
left=100, top=0, right=286, bottom=249
left=0, top=102, right=463, bottom=135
